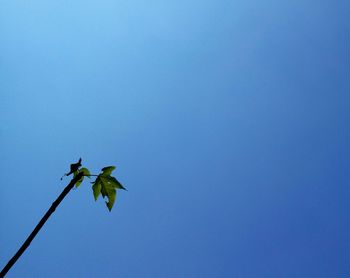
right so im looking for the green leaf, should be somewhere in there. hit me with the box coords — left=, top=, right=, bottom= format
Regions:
left=100, top=181, right=107, bottom=197
left=101, top=166, right=116, bottom=176
left=91, top=166, right=125, bottom=211
left=75, top=178, right=84, bottom=188
left=80, top=167, right=91, bottom=178
left=73, top=167, right=91, bottom=188
left=101, top=176, right=126, bottom=190
left=105, top=188, right=116, bottom=211
left=92, top=181, right=101, bottom=200
left=73, top=171, right=84, bottom=188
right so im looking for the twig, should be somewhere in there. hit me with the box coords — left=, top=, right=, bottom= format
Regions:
left=0, top=172, right=84, bottom=277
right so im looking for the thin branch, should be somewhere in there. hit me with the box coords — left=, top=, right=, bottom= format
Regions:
left=0, top=172, right=84, bottom=277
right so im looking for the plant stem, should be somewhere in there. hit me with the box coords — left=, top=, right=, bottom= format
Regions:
left=0, top=172, right=84, bottom=277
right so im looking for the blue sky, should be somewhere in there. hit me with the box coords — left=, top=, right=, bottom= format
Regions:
left=1, top=0, right=350, bottom=277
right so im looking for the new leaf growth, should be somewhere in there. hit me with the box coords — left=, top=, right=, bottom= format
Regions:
left=92, top=166, right=126, bottom=211
left=0, top=158, right=126, bottom=277
left=72, top=164, right=126, bottom=211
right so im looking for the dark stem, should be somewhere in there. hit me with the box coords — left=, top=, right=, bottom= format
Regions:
left=0, top=172, right=84, bottom=277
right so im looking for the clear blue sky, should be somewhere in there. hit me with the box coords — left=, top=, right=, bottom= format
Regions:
left=1, top=1, right=350, bottom=277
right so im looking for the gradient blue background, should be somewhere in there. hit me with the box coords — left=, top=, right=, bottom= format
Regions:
left=1, top=1, right=350, bottom=277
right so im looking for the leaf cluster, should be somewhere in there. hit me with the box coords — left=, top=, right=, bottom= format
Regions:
left=92, top=166, right=126, bottom=211
left=73, top=165, right=126, bottom=211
